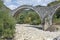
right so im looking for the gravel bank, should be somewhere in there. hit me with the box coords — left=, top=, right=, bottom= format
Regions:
left=14, top=24, right=60, bottom=40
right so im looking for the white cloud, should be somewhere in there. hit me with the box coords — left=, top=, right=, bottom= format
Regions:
left=4, top=0, right=11, bottom=3
left=4, top=0, right=56, bottom=10
left=16, top=0, right=55, bottom=6
left=3, top=0, right=12, bottom=5
left=15, top=0, right=41, bottom=6
left=7, top=5, right=18, bottom=10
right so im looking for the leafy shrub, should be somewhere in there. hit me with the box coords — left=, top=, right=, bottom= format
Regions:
left=0, top=10, right=16, bottom=39
left=16, top=9, right=41, bottom=25
left=0, top=0, right=16, bottom=40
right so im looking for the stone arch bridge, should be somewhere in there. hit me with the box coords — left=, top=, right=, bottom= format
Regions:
left=11, top=3, right=60, bottom=30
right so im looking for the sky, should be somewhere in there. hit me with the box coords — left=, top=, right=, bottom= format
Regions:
left=3, top=0, right=56, bottom=10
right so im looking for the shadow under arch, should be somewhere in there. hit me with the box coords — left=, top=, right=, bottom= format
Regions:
left=52, top=7, right=60, bottom=25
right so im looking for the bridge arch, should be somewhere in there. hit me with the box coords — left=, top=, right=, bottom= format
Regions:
left=12, top=5, right=41, bottom=19
left=12, top=5, right=42, bottom=24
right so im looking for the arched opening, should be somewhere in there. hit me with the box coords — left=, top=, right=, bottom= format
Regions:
left=14, top=8, right=41, bottom=25
left=53, top=7, right=60, bottom=25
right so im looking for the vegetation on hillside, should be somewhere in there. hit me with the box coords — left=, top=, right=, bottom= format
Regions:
left=0, top=0, right=3, bottom=8
left=15, top=9, right=41, bottom=25
left=48, top=1, right=60, bottom=6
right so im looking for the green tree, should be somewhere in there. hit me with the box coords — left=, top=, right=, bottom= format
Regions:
left=0, top=0, right=16, bottom=39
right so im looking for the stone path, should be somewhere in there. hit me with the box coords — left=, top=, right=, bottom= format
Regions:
left=14, top=24, right=60, bottom=40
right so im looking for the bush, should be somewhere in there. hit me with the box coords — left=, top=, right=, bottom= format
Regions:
left=0, top=10, right=16, bottom=39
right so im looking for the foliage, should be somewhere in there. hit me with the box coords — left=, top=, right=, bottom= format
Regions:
left=0, top=1, right=16, bottom=39
left=0, top=0, right=3, bottom=8
left=53, top=8, right=60, bottom=24
left=47, top=1, right=60, bottom=6
left=16, top=9, right=41, bottom=25
left=0, top=38, right=3, bottom=40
